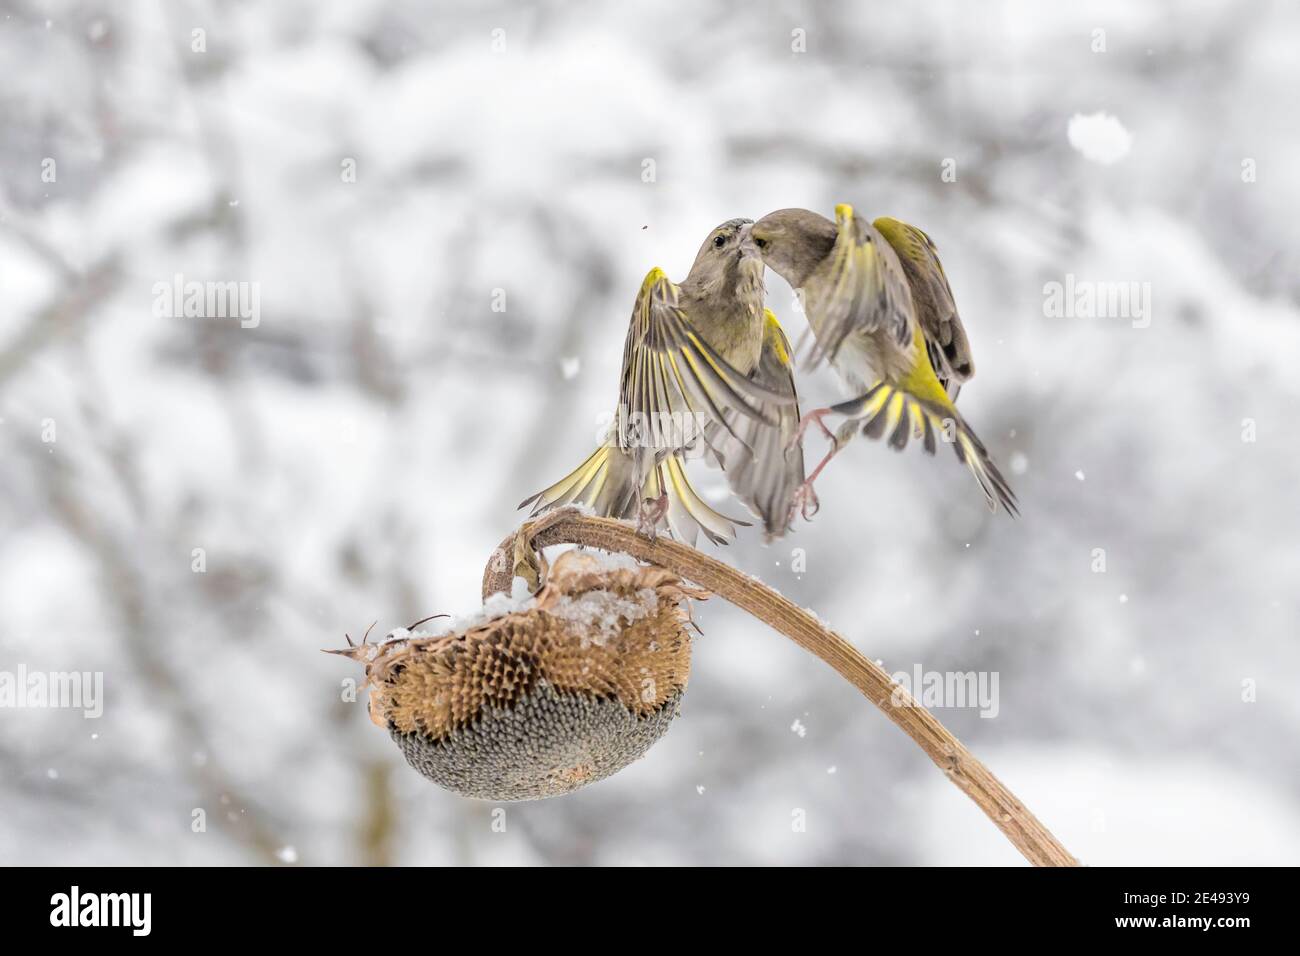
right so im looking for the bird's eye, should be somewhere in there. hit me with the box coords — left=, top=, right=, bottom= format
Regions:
left=754, top=237, right=768, bottom=249
left=713, top=234, right=726, bottom=248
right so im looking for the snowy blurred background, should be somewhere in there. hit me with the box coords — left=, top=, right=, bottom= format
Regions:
left=2, top=0, right=1298, bottom=866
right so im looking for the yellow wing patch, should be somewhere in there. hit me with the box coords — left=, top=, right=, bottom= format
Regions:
left=762, top=309, right=791, bottom=367
left=829, top=381, right=1018, bottom=515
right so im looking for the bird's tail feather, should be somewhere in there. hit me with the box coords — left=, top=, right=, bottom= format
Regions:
left=831, top=383, right=1018, bottom=516
left=518, top=444, right=748, bottom=545
left=650, top=454, right=749, bottom=545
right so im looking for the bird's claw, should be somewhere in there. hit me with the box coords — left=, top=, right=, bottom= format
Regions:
left=786, top=480, right=821, bottom=527
left=636, top=494, right=669, bottom=539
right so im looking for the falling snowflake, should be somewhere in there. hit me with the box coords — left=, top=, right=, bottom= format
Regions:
left=790, top=719, right=807, bottom=738
left=1067, top=111, right=1133, bottom=164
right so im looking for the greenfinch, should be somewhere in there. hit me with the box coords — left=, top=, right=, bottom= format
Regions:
left=750, top=204, right=1017, bottom=519
left=520, top=219, right=805, bottom=543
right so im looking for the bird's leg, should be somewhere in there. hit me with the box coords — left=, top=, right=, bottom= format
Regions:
left=637, top=468, right=669, bottom=539
left=787, top=421, right=858, bottom=524
left=637, top=494, right=668, bottom=538
left=788, top=406, right=837, bottom=452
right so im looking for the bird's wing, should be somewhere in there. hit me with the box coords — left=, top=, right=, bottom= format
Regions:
left=618, top=268, right=793, bottom=478
left=873, top=216, right=974, bottom=399
left=804, top=203, right=914, bottom=369
left=702, top=310, right=806, bottom=539
left=517, top=441, right=750, bottom=548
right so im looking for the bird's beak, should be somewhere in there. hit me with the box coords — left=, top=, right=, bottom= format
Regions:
left=737, top=224, right=763, bottom=264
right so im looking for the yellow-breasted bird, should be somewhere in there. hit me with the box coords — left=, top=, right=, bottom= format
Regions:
left=519, top=219, right=806, bottom=544
left=750, top=204, right=1017, bottom=520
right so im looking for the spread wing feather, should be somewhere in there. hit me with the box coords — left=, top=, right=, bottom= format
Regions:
left=804, top=204, right=914, bottom=369
left=873, top=216, right=974, bottom=400
left=619, top=268, right=794, bottom=478
left=703, top=311, right=806, bottom=538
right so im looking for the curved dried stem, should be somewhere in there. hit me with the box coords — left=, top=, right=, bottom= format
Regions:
left=483, top=509, right=1079, bottom=868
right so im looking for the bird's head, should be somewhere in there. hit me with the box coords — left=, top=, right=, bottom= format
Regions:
left=751, top=208, right=838, bottom=288
left=683, top=218, right=763, bottom=299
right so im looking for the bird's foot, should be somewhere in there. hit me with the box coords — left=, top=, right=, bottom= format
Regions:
left=636, top=493, right=669, bottom=539
left=786, top=423, right=849, bottom=525
left=786, top=479, right=821, bottom=526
